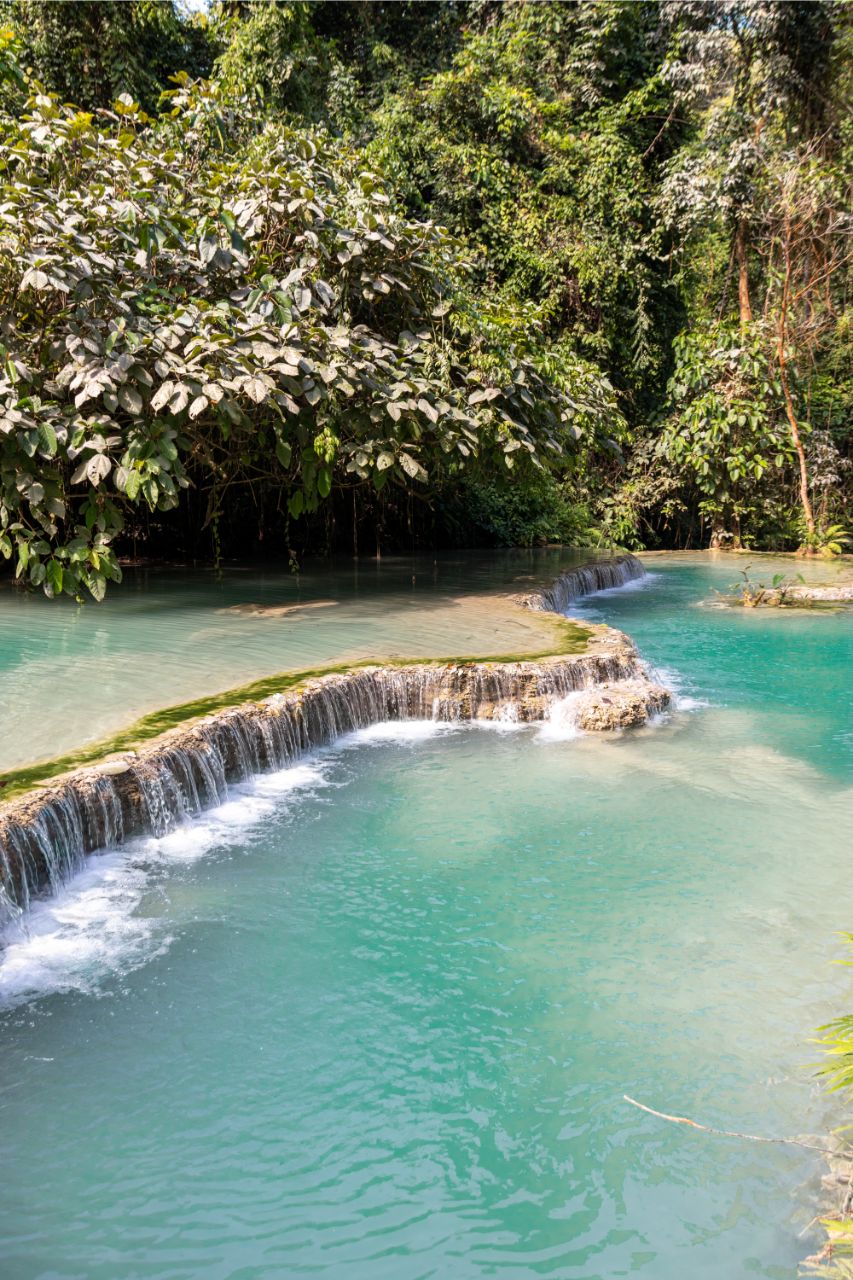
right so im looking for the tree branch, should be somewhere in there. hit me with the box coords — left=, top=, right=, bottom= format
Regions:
left=623, top=1096, right=852, bottom=1158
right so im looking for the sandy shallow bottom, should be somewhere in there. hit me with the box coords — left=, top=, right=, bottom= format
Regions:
left=0, top=549, right=597, bottom=771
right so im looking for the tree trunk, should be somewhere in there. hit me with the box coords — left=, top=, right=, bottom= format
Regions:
left=778, top=354, right=816, bottom=547
left=736, top=220, right=753, bottom=328
left=777, top=236, right=816, bottom=547
left=731, top=510, right=742, bottom=548
left=352, top=488, right=358, bottom=558
left=709, top=518, right=729, bottom=549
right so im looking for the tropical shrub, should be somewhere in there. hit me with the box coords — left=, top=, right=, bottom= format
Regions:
left=659, top=325, right=794, bottom=546
left=0, top=74, right=620, bottom=597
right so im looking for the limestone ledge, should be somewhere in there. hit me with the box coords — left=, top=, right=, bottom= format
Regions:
left=518, top=553, right=645, bottom=613
left=787, top=583, right=853, bottom=603
left=0, top=626, right=669, bottom=891
left=572, top=679, right=671, bottom=730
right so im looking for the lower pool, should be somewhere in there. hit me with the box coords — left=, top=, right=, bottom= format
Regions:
left=0, top=555, right=850, bottom=1278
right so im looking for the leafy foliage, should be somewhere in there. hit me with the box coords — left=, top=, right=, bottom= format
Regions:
left=367, top=0, right=684, bottom=414
left=0, top=0, right=214, bottom=113
left=654, top=0, right=852, bottom=549
left=0, top=73, right=619, bottom=597
left=659, top=325, right=793, bottom=545
left=0, top=0, right=849, bottom=584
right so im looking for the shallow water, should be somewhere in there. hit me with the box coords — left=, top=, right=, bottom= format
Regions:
left=0, top=554, right=851, bottom=1279
left=0, top=548, right=596, bottom=771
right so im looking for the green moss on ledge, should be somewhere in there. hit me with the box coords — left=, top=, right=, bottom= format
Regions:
left=0, top=617, right=591, bottom=802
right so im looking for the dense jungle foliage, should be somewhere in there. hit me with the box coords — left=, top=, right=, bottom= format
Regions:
left=0, top=0, right=850, bottom=593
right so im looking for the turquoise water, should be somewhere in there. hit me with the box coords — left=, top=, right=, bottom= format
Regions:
left=573, top=555, right=853, bottom=782
left=0, top=554, right=851, bottom=1278
left=0, top=549, right=597, bottom=771
left=0, top=550, right=848, bottom=772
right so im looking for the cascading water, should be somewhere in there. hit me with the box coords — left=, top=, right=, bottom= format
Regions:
left=0, top=562, right=661, bottom=926
left=520, top=553, right=646, bottom=613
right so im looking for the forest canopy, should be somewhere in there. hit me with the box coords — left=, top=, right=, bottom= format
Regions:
left=0, top=0, right=850, bottom=597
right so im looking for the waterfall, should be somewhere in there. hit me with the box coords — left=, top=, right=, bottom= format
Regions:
left=0, top=558, right=661, bottom=924
left=520, top=553, right=645, bottom=613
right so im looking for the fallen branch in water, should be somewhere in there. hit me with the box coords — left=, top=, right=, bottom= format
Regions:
left=623, top=1095, right=853, bottom=1158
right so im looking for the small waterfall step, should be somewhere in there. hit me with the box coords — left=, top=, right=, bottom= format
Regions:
left=519, top=553, right=645, bottom=613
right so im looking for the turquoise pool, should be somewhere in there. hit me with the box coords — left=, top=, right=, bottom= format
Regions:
left=0, top=553, right=850, bottom=1278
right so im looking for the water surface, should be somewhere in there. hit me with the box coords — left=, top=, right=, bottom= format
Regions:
left=0, top=553, right=851, bottom=1279
left=0, top=549, right=599, bottom=770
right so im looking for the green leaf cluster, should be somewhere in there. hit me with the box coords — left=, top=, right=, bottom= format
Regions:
left=0, top=70, right=617, bottom=596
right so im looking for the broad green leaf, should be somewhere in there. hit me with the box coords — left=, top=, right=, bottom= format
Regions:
left=118, top=386, right=143, bottom=415
left=46, top=559, right=63, bottom=596
left=37, top=422, right=57, bottom=456
left=245, top=378, right=268, bottom=404
left=151, top=382, right=174, bottom=412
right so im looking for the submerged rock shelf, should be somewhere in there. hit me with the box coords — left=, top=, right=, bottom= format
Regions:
left=0, top=556, right=666, bottom=921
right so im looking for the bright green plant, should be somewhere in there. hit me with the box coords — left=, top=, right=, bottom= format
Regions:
left=659, top=324, right=794, bottom=546
left=724, top=567, right=807, bottom=608
left=804, top=934, right=853, bottom=1275
left=818, top=937, right=853, bottom=1096
left=808, top=525, right=852, bottom=558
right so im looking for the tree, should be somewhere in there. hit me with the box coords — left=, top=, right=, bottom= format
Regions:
left=0, top=0, right=848, bottom=572
left=0, top=75, right=617, bottom=597
left=657, top=0, right=850, bottom=550
left=660, top=324, right=793, bottom=546
left=368, top=1, right=684, bottom=418
left=0, top=0, right=214, bottom=112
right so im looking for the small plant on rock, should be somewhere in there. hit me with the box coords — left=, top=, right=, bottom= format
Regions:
left=730, top=566, right=807, bottom=608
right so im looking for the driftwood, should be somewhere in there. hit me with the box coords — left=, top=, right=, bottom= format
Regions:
left=624, top=1094, right=853, bottom=1269
left=624, top=1095, right=853, bottom=1159
left=624, top=1095, right=853, bottom=1271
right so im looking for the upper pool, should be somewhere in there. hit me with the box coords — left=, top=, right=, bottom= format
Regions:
left=0, top=548, right=600, bottom=771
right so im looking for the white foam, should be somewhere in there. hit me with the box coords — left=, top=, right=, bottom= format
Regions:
left=347, top=715, right=527, bottom=744
left=652, top=665, right=711, bottom=714
left=339, top=719, right=458, bottom=747
left=565, top=571, right=658, bottom=617
left=587, top=571, right=658, bottom=598
left=466, top=705, right=527, bottom=734
left=561, top=574, right=658, bottom=631
left=0, top=851, right=155, bottom=1003
left=537, top=692, right=586, bottom=742
left=253, top=762, right=324, bottom=795
left=0, top=760, right=329, bottom=1008
left=675, top=695, right=711, bottom=712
